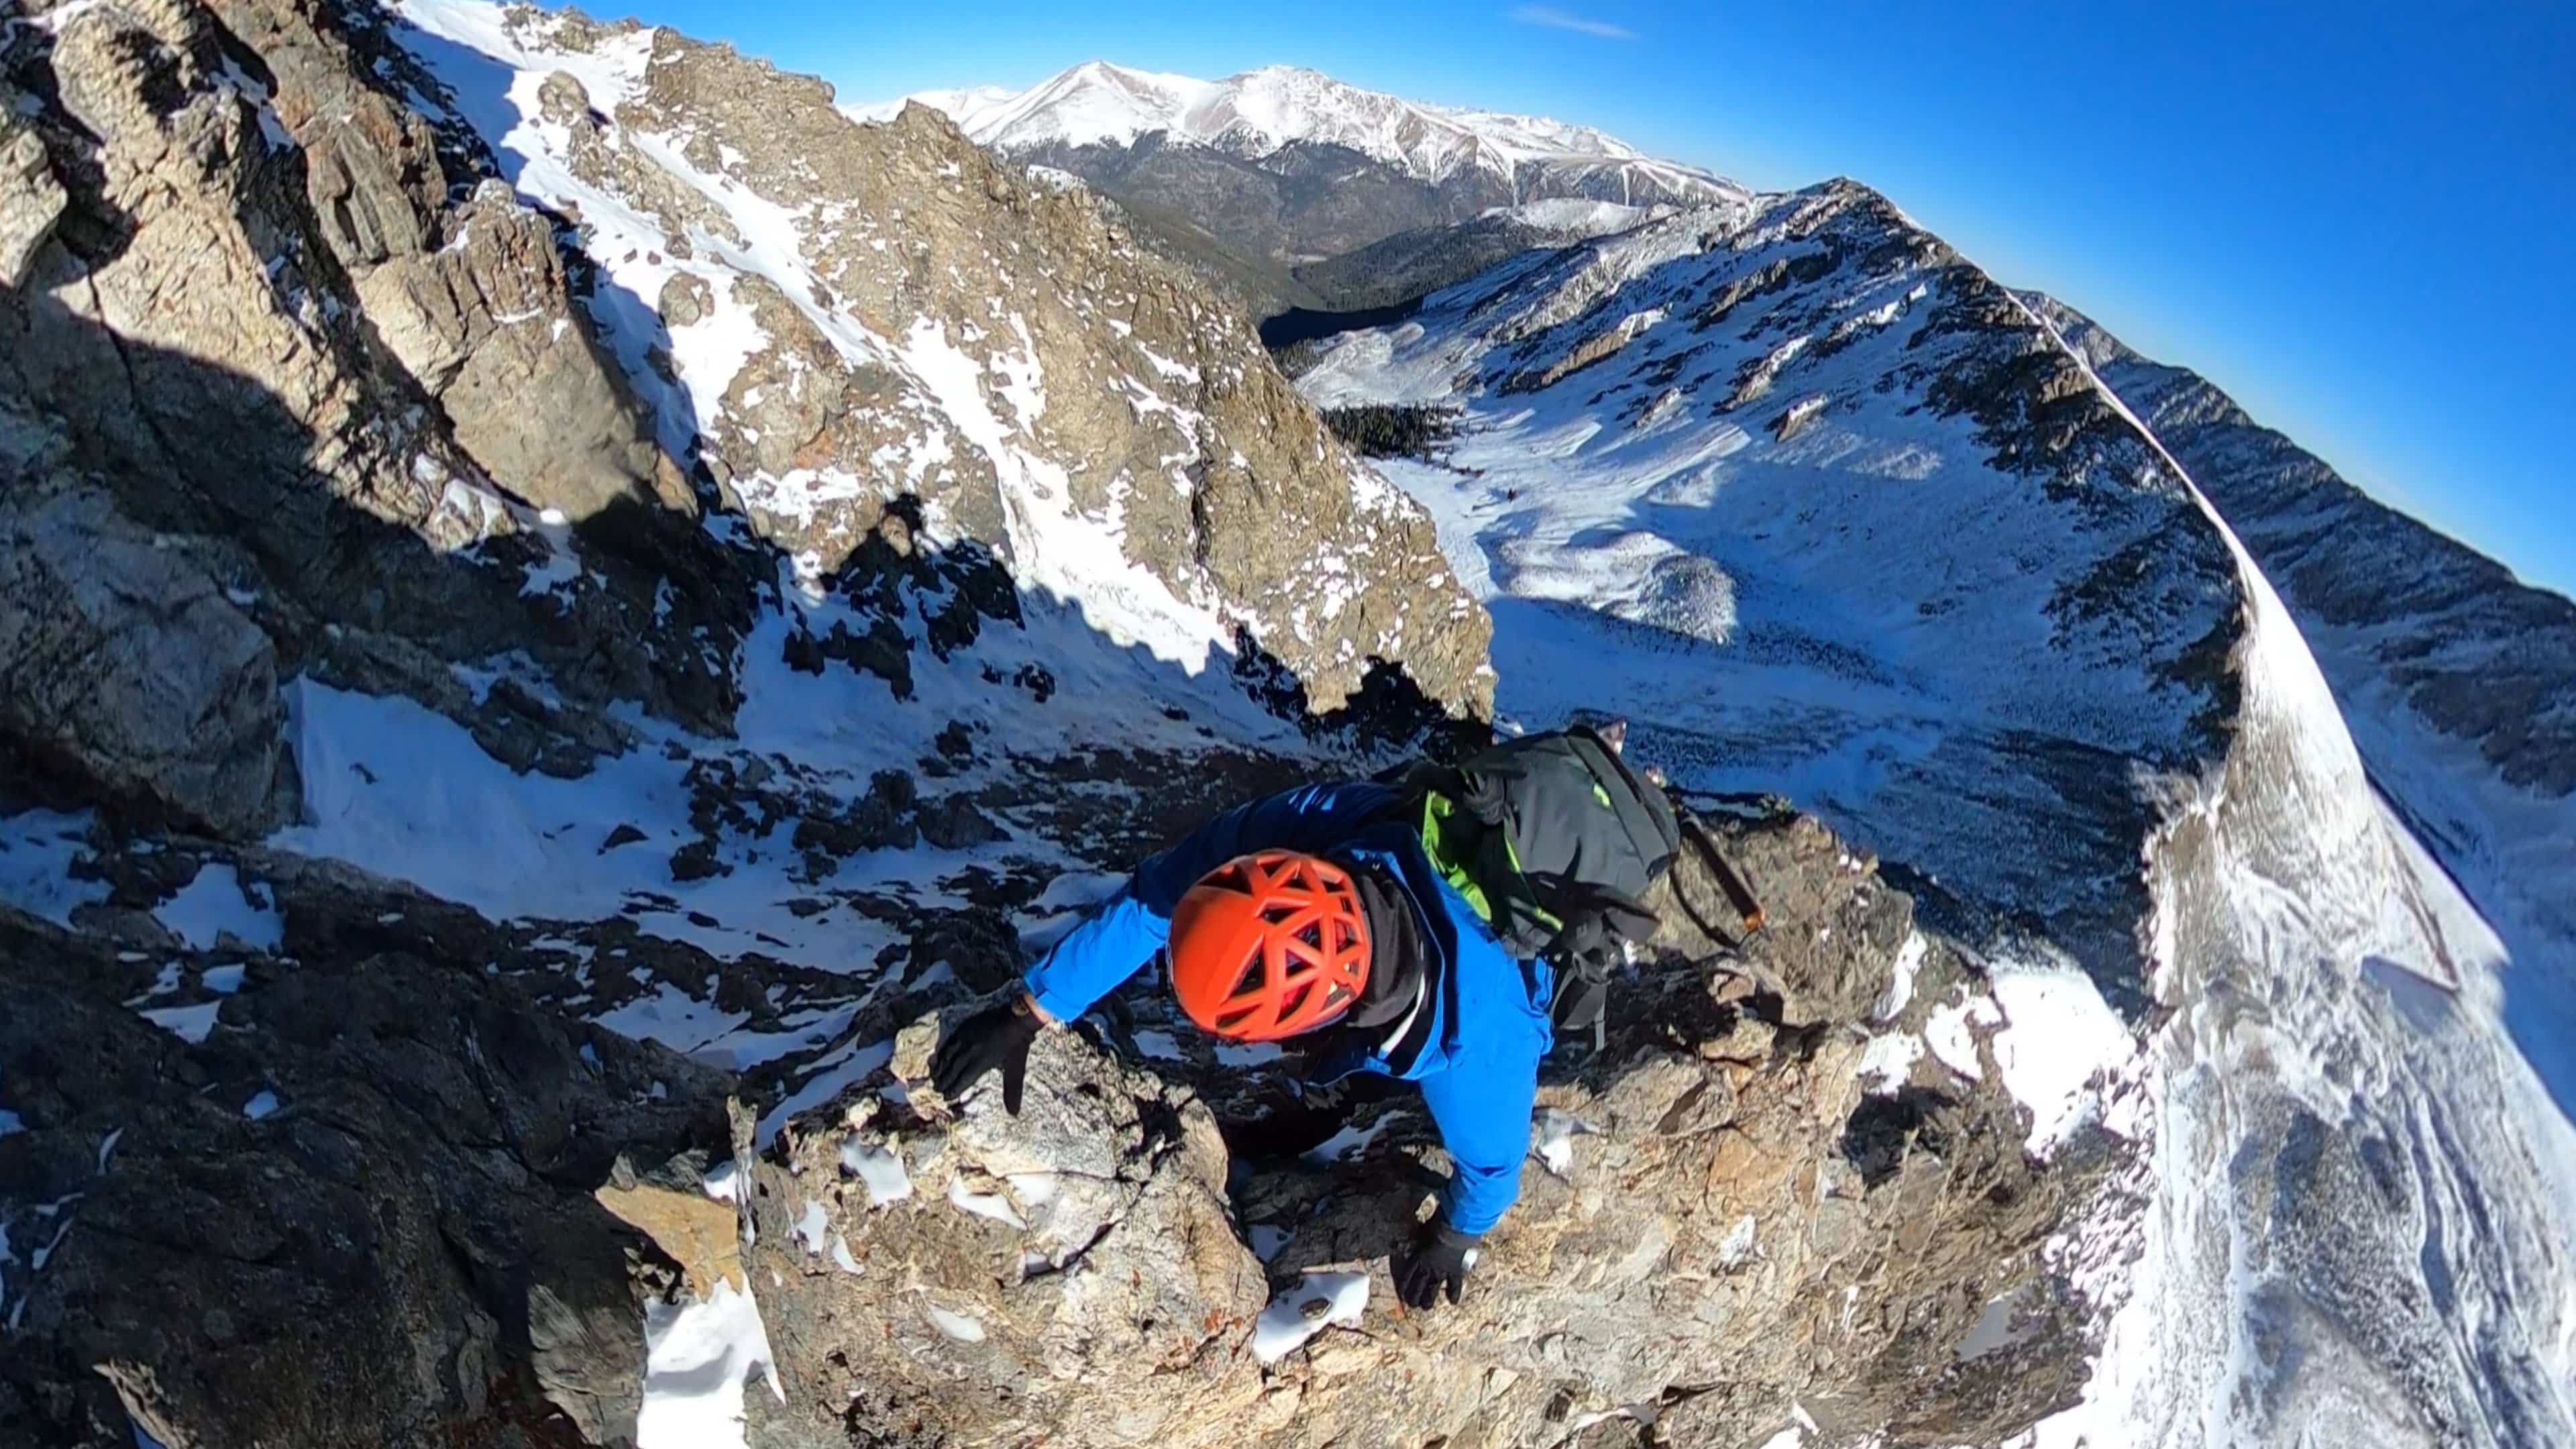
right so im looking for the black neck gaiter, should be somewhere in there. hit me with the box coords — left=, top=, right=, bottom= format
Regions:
left=1341, top=857, right=1428, bottom=1033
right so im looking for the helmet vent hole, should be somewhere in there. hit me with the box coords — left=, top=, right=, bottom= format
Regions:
left=1227, top=954, right=1265, bottom=1000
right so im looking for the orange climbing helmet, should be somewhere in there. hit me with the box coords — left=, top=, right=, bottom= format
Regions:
left=1168, top=851, right=1372, bottom=1042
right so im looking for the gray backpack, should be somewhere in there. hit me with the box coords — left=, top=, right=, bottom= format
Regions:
left=1395, top=724, right=1682, bottom=1038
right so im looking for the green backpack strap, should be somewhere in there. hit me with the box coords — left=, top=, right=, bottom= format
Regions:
left=1416, top=788, right=1562, bottom=957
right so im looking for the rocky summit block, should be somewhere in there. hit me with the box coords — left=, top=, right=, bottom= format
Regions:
left=592, top=808, right=2102, bottom=1449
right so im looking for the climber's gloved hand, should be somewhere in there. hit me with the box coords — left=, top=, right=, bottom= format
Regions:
left=1393, top=1220, right=1482, bottom=1310
left=929, top=994, right=1044, bottom=1114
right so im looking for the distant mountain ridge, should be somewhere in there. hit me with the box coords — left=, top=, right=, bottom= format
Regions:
left=852, top=61, right=1743, bottom=312
left=2033, top=296, right=2576, bottom=1123
left=852, top=60, right=1741, bottom=206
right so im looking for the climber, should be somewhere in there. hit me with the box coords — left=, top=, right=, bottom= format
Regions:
left=930, top=725, right=1681, bottom=1313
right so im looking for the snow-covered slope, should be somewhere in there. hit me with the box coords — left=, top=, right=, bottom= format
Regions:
left=2037, top=299, right=2576, bottom=1124
left=1303, top=182, right=2244, bottom=1006
left=1295, top=180, right=2576, bottom=1446
left=2035, top=523, right=2576, bottom=1449
left=854, top=61, right=1741, bottom=206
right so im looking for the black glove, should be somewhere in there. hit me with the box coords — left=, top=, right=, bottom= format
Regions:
left=1393, top=1220, right=1482, bottom=1309
left=929, top=998, right=1043, bottom=1114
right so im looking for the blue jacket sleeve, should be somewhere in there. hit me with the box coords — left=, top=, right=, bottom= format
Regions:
left=1414, top=1032, right=1542, bottom=1236
left=1022, top=781, right=1396, bottom=1023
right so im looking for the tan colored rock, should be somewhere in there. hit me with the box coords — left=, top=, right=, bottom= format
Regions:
left=0, top=123, right=64, bottom=287
left=1, top=0, right=751, bottom=753
left=354, top=186, right=697, bottom=523
left=657, top=270, right=712, bottom=328
left=594, top=1181, right=744, bottom=1296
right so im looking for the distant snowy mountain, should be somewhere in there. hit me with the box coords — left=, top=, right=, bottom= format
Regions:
left=853, top=60, right=1739, bottom=205
left=853, top=61, right=1743, bottom=311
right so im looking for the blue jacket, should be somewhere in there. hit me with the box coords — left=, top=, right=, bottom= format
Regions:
left=1023, top=780, right=1552, bottom=1236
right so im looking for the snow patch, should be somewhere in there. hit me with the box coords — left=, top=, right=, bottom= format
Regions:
left=1306, top=1109, right=1407, bottom=1163
left=840, top=1138, right=912, bottom=1205
left=1856, top=1031, right=1923, bottom=1093
left=1986, top=961, right=2135, bottom=1155
left=1533, top=1107, right=1589, bottom=1177
left=0, top=809, right=107, bottom=928
left=1924, top=994, right=2000, bottom=1081
left=137, top=1002, right=221, bottom=1044
left=924, top=1302, right=985, bottom=1343
left=1716, top=1213, right=1758, bottom=1269
left=792, top=1199, right=829, bottom=1255
left=1872, top=930, right=1926, bottom=1021
left=701, top=1159, right=742, bottom=1202
left=152, top=863, right=284, bottom=952
left=1250, top=1271, right=1368, bottom=1364
left=636, top=1278, right=782, bottom=1449
left=946, top=1177, right=1028, bottom=1230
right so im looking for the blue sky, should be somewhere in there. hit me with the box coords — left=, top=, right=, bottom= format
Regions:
left=608, top=0, right=2573, bottom=597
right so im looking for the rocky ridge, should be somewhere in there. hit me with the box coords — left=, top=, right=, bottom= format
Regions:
left=719, top=811, right=2101, bottom=1449
left=1287, top=156, right=2576, bottom=1444
left=1296, top=180, right=2247, bottom=1016
left=2033, top=305, right=2576, bottom=1106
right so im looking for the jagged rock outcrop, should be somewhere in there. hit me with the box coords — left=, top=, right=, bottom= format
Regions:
left=0, top=891, right=735, bottom=1447
left=352, top=180, right=701, bottom=524
left=0, top=483, right=291, bottom=836
left=384, top=5, right=1491, bottom=712
left=0, top=0, right=755, bottom=795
